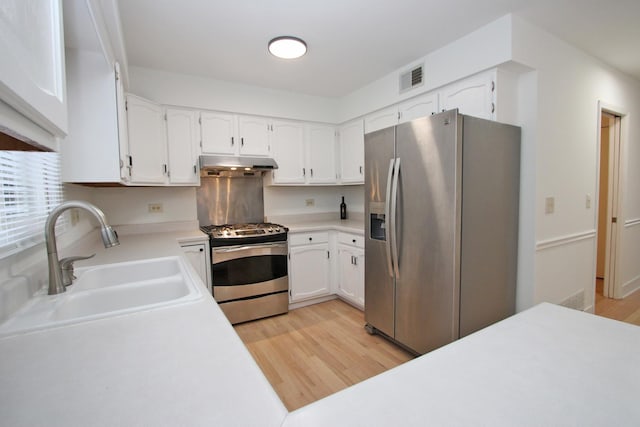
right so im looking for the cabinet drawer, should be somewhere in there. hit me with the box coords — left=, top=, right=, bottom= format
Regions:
left=289, top=231, right=329, bottom=246
left=337, top=232, right=364, bottom=248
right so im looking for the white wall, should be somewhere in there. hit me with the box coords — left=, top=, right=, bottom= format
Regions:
left=337, top=15, right=513, bottom=123
left=89, top=186, right=198, bottom=226
left=128, top=66, right=340, bottom=123
left=511, top=15, right=640, bottom=309
left=264, top=185, right=363, bottom=219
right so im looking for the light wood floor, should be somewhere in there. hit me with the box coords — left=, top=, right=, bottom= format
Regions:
left=235, top=286, right=640, bottom=412
left=234, top=298, right=414, bottom=411
left=595, top=278, right=640, bottom=326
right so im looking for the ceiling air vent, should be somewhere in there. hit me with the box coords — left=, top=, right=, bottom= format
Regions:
left=399, top=64, right=424, bottom=93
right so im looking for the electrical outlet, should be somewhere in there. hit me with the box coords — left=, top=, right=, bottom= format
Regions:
left=305, top=198, right=315, bottom=207
left=148, top=203, right=163, bottom=213
left=585, top=194, right=591, bottom=209
left=70, top=208, right=80, bottom=226
left=545, top=197, right=555, bottom=214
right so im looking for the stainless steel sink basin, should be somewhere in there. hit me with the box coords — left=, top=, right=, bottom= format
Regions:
left=0, top=257, right=202, bottom=338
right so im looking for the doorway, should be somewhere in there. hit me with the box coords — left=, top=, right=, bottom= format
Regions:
left=595, top=109, right=622, bottom=304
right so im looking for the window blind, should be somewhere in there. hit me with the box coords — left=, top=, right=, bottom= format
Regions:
left=0, top=151, right=66, bottom=258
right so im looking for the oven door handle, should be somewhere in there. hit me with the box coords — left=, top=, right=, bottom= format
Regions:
left=212, top=242, right=288, bottom=263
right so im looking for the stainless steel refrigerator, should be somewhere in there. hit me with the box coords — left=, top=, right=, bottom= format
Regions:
left=364, top=109, right=520, bottom=355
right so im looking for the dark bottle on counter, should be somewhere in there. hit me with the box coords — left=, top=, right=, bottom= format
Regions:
left=340, top=196, right=347, bottom=220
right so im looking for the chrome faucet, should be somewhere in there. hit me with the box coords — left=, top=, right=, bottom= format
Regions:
left=45, top=201, right=120, bottom=295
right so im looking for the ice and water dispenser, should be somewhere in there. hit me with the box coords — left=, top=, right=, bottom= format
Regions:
left=369, top=202, right=386, bottom=241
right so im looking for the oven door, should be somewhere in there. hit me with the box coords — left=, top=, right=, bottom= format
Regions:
left=211, top=241, right=289, bottom=302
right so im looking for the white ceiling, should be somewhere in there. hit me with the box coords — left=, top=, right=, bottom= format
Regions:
left=116, top=0, right=640, bottom=98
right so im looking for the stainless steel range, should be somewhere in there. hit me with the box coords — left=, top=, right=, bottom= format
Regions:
left=200, top=222, right=289, bottom=324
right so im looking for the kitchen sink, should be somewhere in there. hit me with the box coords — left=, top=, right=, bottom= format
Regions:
left=0, top=257, right=202, bottom=338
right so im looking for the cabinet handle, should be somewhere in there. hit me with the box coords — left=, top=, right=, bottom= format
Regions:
left=308, top=237, right=313, bottom=241
left=241, top=137, right=244, bottom=147
left=303, top=168, right=306, bottom=177
left=199, top=248, right=204, bottom=252
left=193, top=165, right=197, bottom=174
left=359, top=166, right=363, bottom=174
left=352, top=239, right=356, bottom=243
left=310, top=168, right=314, bottom=177
left=491, top=102, right=495, bottom=114
left=231, top=136, right=235, bottom=146
left=353, top=256, right=357, bottom=266
left=163, top=164, right=168, bottom=174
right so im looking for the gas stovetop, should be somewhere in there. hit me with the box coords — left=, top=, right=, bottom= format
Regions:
left=200, top=222, right=288, bottom=246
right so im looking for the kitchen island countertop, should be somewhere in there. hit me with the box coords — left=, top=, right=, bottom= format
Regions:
left=0, top=227, right=287, bottom=427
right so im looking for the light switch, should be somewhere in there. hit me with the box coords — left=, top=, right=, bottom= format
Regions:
left=545, top=197, right=554, bottom=214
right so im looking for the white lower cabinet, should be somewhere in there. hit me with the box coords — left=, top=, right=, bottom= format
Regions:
left=289, top=232, right=331, bottom=302
left=288, top=229, right=365, bottom=310
left=336, top=233, right=365, bottom=309
left=180, top=242, right=212, bottom=293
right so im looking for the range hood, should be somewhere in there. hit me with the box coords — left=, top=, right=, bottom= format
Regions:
left=199, top=155, right=278, bottom=172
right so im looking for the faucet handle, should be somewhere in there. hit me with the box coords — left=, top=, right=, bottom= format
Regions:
left=60, top=254, right=96, bottom=286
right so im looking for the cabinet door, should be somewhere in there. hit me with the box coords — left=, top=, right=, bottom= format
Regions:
left=126, top=95, right=167, bottom=184
left=439, top=71, right=495, bottom=120
left=238, top=115, right=270, bottom=156
left=166, top=108, right=199, bottom=185
left=398, top=92, right=438, bottom=123
left=115, top=63, right=130, bottom=183
left=364, top=106, right=398, bottom=134
left=338, top=120, right=364, bottom=184
left=0, top=0, right=67, bottom=139
left=289, top=244, right=331, bottom=302
left=181, top=243, right=211, bottom=293
left=200, top=111, right=237, bottom=155
left=306, top=124, right=337, bottom=184
left=271, top=120, right=305, bottom=184
left=337, top=244, right=365, bottom=309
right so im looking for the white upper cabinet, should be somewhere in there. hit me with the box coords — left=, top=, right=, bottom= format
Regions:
left=338, top=119, right=364, bottom=184
left=365, top=92, right=440, bottom=134
left=237, top=115, right=270, bottom=156
left=126, top=95, right=167, bottom=184
left=165, top=108, right=200, bottom=185
left=271, top=120, right=305, bottom=184
left=200, top=112, right=270, bottom=156
left=306, top=124, right=337, bottom=184
left=0, top=0, right=67, bottom=145
left=398, top=92, right=438, bottom=123
left=439, top=70, right=496, bottom=120
left=127, top=97, right=200, bottom=186
left=200, top=111, right=237, bottom=155
left=62, top=50, right=124, bottom=183
left=364, top=106, right=398, bottom=134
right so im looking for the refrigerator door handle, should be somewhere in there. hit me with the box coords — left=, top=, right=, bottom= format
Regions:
left=384, top=158, right=395, bottom=277
left=390, top=157, right=401, bottom=278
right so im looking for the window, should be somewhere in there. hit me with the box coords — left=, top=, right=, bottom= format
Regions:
left=0, top=151, right=65, bottom=258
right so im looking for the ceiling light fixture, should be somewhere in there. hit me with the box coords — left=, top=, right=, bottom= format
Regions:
left=268, top=36, right=307, bottom=59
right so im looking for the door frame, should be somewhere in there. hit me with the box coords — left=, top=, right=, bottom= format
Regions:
left=595, top=101, right=627, bottom=299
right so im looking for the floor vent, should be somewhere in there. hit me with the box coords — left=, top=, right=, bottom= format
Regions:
left=558, top=290, right=585, bottom=311
left=399, top=64, right=424, bottom=93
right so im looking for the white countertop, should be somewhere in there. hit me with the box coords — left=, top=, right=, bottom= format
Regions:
left=3, top=226, right=639, bottom=426
left=277, top=216, right=364, bottom=235
left=0, top=228, right=287, bottom=427
left=283, top=303, right=640, bottom=426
